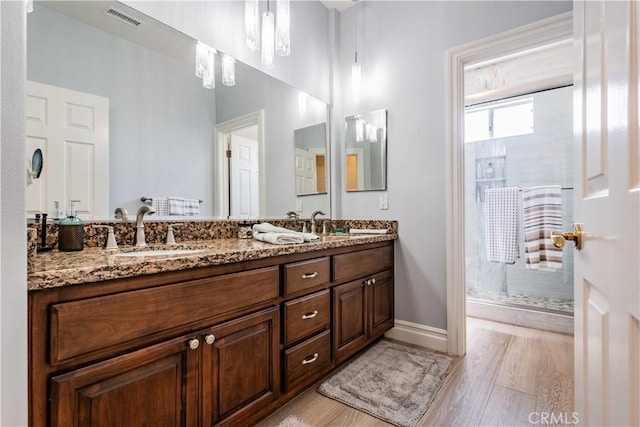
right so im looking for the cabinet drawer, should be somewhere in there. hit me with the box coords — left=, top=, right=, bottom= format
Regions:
left=333, top=245, right=393, bottom=283
left=284, top=257, right=330, bottom=296
left=49, top=266, right=279, bottom=365
left=284, top=290, right=330, bottom=346
left=284, top=330, right=331, bottom=392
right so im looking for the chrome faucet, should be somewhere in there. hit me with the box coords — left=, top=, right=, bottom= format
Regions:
left=134, top=205, right=155, bottom=247
left=286, top=211, right=300, bottom=220
left=114, top=207, right=129, bottom=221
left=310, top=210, right=326, bottom=234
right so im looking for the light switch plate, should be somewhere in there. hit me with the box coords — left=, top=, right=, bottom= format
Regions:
left=379, top=193, right=389, bottom=210
left=296, top=199, right=303, bottom=212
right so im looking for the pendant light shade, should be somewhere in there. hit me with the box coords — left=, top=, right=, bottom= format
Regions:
left=244, top=0, right=260, bottom=52
left=195, top=42, right=208, bottom=78
left=261, top=10, right=275, bottom=67
left=276, top=0, right=290, bottom=56
left=202, top=48, right=216, bottom=89
left=26, top=0, right=33, bottom=13
left=352, top=59, right=362, bottom=103
left=221, top=54, right=236, bottom=87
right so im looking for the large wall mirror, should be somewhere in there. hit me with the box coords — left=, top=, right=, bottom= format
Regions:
left=26, top=1, right=330, bottom=220
left=344, top=109, right=387, bottom=192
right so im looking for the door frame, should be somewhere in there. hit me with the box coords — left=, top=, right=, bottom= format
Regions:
left=214, top=110, right=266, bottom=219
left=444, top=12, right=573, bottom=356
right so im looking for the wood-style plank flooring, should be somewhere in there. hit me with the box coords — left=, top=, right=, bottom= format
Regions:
left=258, top=317, right=574, bottom=427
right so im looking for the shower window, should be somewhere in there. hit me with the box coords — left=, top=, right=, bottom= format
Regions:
left=464, top=98, right=534, bottom=142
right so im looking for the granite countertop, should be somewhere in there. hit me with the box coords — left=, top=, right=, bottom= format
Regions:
left=28, top=234, right=397, bottom=291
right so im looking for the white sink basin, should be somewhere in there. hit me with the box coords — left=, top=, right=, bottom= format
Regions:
left=115, top=249, right=206, bottom=258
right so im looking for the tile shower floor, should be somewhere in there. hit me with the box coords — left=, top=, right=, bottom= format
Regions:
left=466, top=288, right=574, bottom=314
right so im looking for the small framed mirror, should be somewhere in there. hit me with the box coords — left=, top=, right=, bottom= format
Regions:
left=294, top=122, right=328, bottom=196
left=344, top=109, right=387, bottom=192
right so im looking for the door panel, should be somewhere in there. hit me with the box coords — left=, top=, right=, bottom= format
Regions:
left=333, top=280, right=366, bottom=362
left=230, top=134, right=259, bottom=218
left=50, top=335, right=197, bottom=427
left=574, top=2, right=640, bottom=425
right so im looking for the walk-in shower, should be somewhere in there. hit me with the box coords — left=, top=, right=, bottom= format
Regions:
left=464, top=86, right=574, bottom=331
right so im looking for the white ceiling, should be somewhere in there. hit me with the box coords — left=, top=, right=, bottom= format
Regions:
left=320, top=1, right=358, bottom=12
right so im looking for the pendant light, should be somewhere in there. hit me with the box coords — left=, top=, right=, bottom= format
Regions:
left=244, top=0, right=260, bottom=52
left=195, top=42, right=209, bottom=78
left=351, top=2, right=361, bottom=103
left=202, top=47, right=216, bottom=89
left=261, top=0, right=275, bottom=67
left=26, top=0, right=33, bottom=13
left=276, top=0, right=290, bottom=56
left=221, top=54, right=236, bottom=87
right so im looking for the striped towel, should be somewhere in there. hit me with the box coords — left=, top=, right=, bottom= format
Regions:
left=522, top=186, right=563, bottom=271
left=151, top=197, right=169, bottom=216
left=168, top=197, right=200, bottom=216
left=484, top=187, right=520, bottom=264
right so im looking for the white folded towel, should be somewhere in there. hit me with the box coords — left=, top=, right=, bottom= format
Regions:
left=151, top=197, right=169, bottom=216
left=253, top=223, right=319, bottom=242
left=253, top=232, right=304, bottom=245
left=484, top=187, right=520, bottom=264
left=522, top=186, right=563, bottom=271
left=349, top=228, right=389, bottom=235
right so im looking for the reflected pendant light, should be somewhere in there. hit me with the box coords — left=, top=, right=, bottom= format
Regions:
left=276, top=0, right=290, bottom=56
left=202, top=48, right=216, bottom=89
left=244, top=0, right=260, bottom=52
left=221, top=54, right=236, bottom=87
left=26, top=0, right=33, bottom=13
left=355, top=118, right=364, bottom=142
left=195, top=42, right=209, bottom=78
left=261, top=1, right=275, bottom=68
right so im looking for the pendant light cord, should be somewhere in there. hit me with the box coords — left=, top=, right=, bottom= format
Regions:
left=354, top=1, right=358, bottom=63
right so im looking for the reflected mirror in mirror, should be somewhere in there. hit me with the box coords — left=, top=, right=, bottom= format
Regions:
left=294, top=122, right=328, bottom=196
left=26, top=1, right=330, bottom=220
left=344, top=109, right=387, bottom=192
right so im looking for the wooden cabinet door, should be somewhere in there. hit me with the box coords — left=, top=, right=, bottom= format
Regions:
left=367, top=270, right=394, bottom=339
left=332, top=279, right=367, bottom=362
left=50, top=335, right=198, bottom=427
left=201, top=306, right=280, bottom=426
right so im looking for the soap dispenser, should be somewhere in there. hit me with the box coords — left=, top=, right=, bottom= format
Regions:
left=58, top=200, right=85, bottom=251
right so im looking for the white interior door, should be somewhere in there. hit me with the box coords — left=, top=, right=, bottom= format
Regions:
left=230, top=134, right=259, bottom=218
left=26, top=81, right=109, bottom=220
left=574, top=1, right=640, bottom=425
left=295, top=147, right=317, bottom=195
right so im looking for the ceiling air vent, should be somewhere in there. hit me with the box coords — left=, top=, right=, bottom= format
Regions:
left=104, top=7, right=142, bottom=28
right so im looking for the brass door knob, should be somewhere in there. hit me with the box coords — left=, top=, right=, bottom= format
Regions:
left=551, top=223, right=584, bottom=250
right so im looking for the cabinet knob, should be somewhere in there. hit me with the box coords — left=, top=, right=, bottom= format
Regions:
left=302, top=353, right=319, bottom=365
left=204, top=334, right=216, bottom=345
left=301, top=310, right=318, bottom=320
left=301, top=272, right=318, bottom=279
left=188, top=338, right=200, bottom=350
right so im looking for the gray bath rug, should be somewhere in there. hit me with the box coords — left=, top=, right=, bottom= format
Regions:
left=317, top=340, right=453, bottom=427
left=274, top=415, right=313, bottom=427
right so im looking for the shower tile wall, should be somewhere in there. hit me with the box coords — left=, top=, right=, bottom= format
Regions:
left=465, top=86, right=574, bottom=308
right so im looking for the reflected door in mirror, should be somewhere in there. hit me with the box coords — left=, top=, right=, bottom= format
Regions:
left=344, top=109, right=387, bottom=192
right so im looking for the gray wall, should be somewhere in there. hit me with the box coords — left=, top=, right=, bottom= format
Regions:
left=28, top=5, right=217, bottom=216
left=337, top=1, right=573, bottom=329
left=1, top=2, right=28, bottom=424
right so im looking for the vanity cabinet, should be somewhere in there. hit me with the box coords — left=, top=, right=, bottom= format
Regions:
left=29, top=240, right=395, bottom=426
left=332, top=247, right=394, bottom=363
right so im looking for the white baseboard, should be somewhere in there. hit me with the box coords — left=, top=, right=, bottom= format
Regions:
left=384, top=320, right=448, bottom=353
